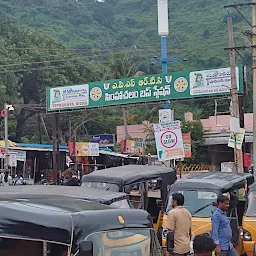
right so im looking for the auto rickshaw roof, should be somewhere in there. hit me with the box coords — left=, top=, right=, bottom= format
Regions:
left=81, top=165, right=177, bottom=188
left=248, top=182, right=256, bottom=192
left=169, top=171, right=253, bottom=193
left=0, top=195, right=152, bottom=250
left=0, top=185, right=128, bottom=204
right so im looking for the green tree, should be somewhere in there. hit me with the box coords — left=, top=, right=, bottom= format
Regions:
left=181, top=120, right=204, bottom=161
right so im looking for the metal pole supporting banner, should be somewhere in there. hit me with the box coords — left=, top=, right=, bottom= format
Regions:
left=161, top=36, right=170, bottom=110
left=161, top=36, right=168, bottom=74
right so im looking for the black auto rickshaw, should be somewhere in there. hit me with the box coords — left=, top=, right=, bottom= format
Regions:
left=0, top=185, right=132, bottom=208
left=81, top=164, right=177, bottom=232
left=0, top=193, right=163, bottom=256
left=161, top=171, right=253, bottom=255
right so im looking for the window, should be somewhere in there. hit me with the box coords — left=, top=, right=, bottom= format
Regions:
left=84, top=229, right=163, bottom=256
left=166, top=190, right=217, bottom=217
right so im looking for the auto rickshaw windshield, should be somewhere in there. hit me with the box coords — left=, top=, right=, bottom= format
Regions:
left=245, top=191, right=256, bottom=216
left=84, top=228, right=163, bottom=256
left=166, top=190, right=218, bottom=217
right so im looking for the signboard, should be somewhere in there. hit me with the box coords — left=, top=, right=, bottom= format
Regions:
left=182, top=133, right=192, bottom=158
left=46, top=66, right=244, bottom=112
left=0, top=149, right=26, bottom=162
left=9, top=152, right=17, bottom=167
left=190, top=67, right=240, bottom=96
left=68, top=142, right=99, bottom=157
left=153, top=121, right=185, bottom=161
left=159, top=109, right=174, bottom=124
left=68, top=142, right=76, bottom=157
left=221, top=162, right=236, bottom=172
left=227, top=128, right=245, bottom=150
left=66, top=155, right=73, bottom=167
left=120, top=140, right=135, bottom=153
left=134, top=138, right=145, bottom=154
left=90, top=134, right=115, bottom=147
left=76, top=142, right=99, bottom=157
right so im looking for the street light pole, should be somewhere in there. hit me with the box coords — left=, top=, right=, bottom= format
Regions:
left=3, top=103, right=14, bottom=172
left=157, top=0, right=169, bottom=109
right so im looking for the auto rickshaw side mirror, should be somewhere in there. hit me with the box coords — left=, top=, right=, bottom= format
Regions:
left=79, top=241, right=93, bottom=256
left=212, top=202, right=217, bottom=207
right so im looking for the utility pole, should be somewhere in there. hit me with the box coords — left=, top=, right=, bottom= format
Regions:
left=228, top=16, right=244, bottom=173
left=223, top=2, right=256, bottom=176
left=52, top=113, right=57, bottom=184
left=4, top=103, right=8, bottom=172
left=253, top=0, right=256, bottom=179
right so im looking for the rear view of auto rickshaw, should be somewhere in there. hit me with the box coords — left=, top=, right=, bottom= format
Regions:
left=0, top=185, right=132, bottom=208
left=0, top=193, right=164, bottom=256
left=81, top=164, right=177, bottom=232
left=242, top=182, right=256, bottom=256
left=161, top=171, right=253, bottom=255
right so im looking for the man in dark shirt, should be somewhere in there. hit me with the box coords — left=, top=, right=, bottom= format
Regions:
left=62, top=169, right=79, bottom=186
left=212, top=195, right=238, bottom=256
left=193, top=234, right=216, bottom=256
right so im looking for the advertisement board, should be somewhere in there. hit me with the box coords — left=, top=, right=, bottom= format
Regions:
left=68, top=142, right=99, bottom=157
left=0, top=149, right=26, bottom=162
left=120, top=140, right=135, bottom=153
left=134, top=138, right=145, bottom=154
left=90, top=134, right=115, bottom=147
left=182, top=133, right=192, bottom=158
left=46, top=66, right=244, bottom=112
left=153, top=121, right=185, bottom=161
left=227, top=128, right=245, bottom=150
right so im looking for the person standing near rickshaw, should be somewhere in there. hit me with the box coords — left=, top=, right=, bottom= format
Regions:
left=166, top=193, right=192, bottom=256
left=212, top=195, right=238, bottom=256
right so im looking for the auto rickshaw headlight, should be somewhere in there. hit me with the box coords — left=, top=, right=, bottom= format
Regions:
left=242, top=229, right=252, bottom=241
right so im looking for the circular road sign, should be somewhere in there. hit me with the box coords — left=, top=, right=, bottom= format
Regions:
left=160, top=131, right=178, bottom=148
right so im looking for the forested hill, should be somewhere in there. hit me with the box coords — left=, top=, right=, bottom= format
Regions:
left=0, top=0, right=251, bottom=70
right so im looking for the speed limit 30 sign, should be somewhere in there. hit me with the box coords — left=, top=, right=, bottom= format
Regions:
left=160, top=131, right=178, bottom=148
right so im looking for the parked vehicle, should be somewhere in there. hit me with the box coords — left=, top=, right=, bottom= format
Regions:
left=161, top=171, right=254, bottom=255
left=243, top=182, right=256, bottom=256
left=0, top=185, right=132, bottom=208
left=0, top=194, right=163, bottom=255
left=81, top=164, right=177, bottom=233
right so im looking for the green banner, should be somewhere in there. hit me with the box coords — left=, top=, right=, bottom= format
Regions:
left=46, top=66, right=244, bottom=112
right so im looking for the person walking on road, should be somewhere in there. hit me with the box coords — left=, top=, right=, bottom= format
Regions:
left=166, top=192, right=192, bottom=256
left=193, top=234, right=216, bottom=256
left=212, top=195, right=238, bottom=256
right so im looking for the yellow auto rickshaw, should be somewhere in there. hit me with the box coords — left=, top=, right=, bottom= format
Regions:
left=161, top=172, right=253, bottom=255
left=242, top=182, right=256, bottom=256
